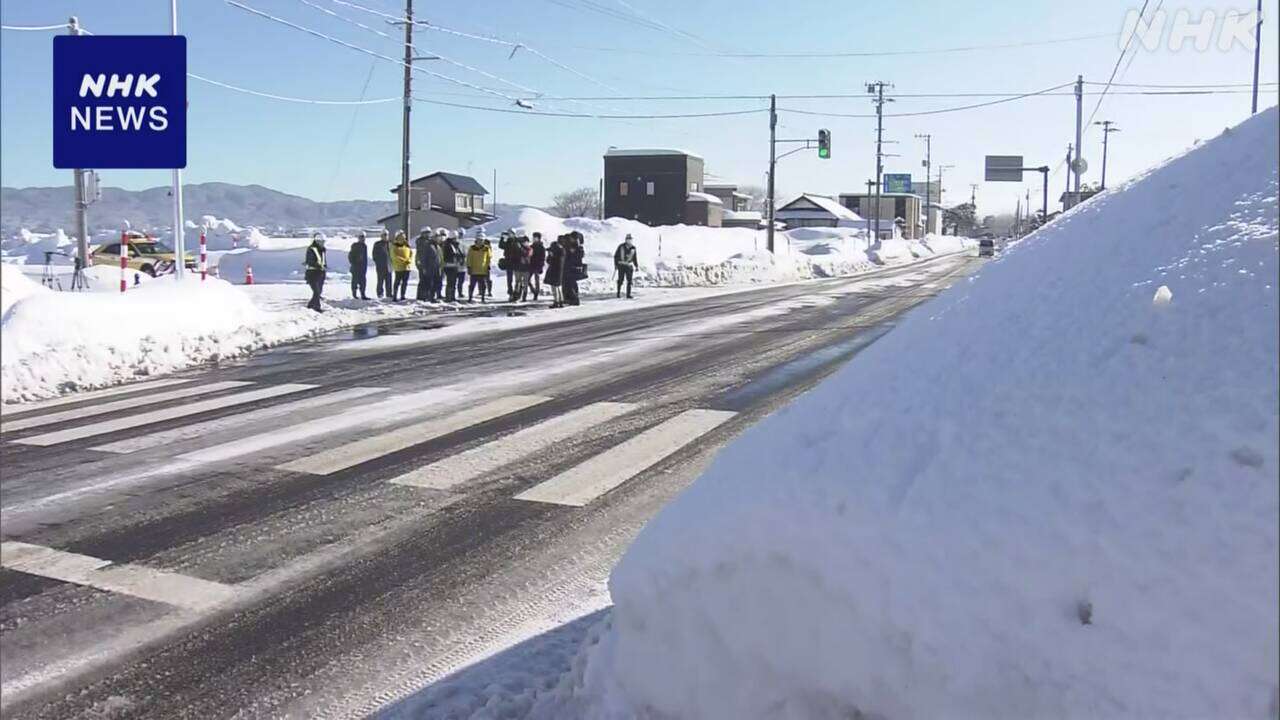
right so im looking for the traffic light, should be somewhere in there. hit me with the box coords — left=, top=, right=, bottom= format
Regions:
left=817, top=129, right=831, bottom=159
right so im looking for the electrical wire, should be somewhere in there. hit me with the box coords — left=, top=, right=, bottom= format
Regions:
left=562, top=31, right=1121, bottom=58
left=1, top=22, right=69, bottom=31
left=1085, top=0, right=1152, bottom=129
left=189, top=72, right=399, bottom=104
left=412, top=96, right=766, bottom=118
left=779, top=82, right=1074, bottom=118
left=225, top=0, right=526, bottom=104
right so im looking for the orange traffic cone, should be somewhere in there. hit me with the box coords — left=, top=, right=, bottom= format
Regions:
left=245, top=264, right=255, bottom=285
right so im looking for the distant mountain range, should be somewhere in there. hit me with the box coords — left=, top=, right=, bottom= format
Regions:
left=1, top=182, right=399, bottom=234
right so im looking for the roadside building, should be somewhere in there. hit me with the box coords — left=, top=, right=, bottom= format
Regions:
left=684, top=191, right=724, bottom=227
left=379, top=171, right=492, bottom=236
left=775, top=193, right=866, bottom=229
left=721, top=209, right=765, bottom=229
left=838, top=192, right=924, bottom=239
left=1060, top=188, right=1102, bottom=211
left=703, top=183, right=752, bottom=212
left=604, top=148, right=710, bottom=226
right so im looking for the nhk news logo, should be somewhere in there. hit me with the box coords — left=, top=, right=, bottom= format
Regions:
left=53, top=35, right=186, bottom=169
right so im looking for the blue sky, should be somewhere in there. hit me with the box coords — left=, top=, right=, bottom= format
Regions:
left=2, top=0, right=1276, bottom=214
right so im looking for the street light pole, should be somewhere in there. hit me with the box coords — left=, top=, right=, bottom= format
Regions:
left=1094, top=120, right=1120, bottom=190
left=1252, top=0, right=1263, bottom=114
left=869, top=81, right=891, bottom=241
left=915, top=133, right=932, bottom=233
left=1073, top=74, right=1083, bottom=195
left=399, top=0, right=414, bottom=241
left=767, top=93, right=777, bottom=254
left=169, top=0, right=185, bottom=279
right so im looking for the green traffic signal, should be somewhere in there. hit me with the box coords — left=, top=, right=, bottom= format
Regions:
left=818, top=128, right=831, bottom=159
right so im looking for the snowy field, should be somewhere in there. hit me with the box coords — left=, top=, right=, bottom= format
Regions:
left=1, top=211, right=970, bottom=404
left=384, top=109, right=1279, bottom=718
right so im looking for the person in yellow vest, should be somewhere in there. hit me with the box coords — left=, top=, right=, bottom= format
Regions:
left=390, top=231, right=413, bottom=301
left=303, top=233, right=327, bottom=312
left=466, top=232, right=492, bottom=303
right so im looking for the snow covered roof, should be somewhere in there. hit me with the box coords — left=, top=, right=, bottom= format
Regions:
left=777, top=194, right=863, bottom=221
left=686, top=191, right=724, bottom=205
left=703, top=183, right=737, bottom=190
left=722, top=210, right=762, bottom=221
left=605, top=148, right=704, bottom=160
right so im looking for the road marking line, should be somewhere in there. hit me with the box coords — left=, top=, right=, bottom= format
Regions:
left=90, top=386, right=386, bottom=454
left=515, top=408, right=737, bottom=507
left=278, top=395, right=550, bottom=475
left=0, top=541, right=238, bottom=612
left=12, top=383, right=316, bottom=447
left=1, top=381, right=252, bottom=433
left=0, top=378, right=194, bottom=418
left=389, top=401, right=637, bottom=491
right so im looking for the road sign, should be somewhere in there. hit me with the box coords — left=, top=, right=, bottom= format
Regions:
left=1070, top=157, right=1089, bottom=175
left=883, top=173, right=912, bottom=193
left=53, top=35, right=187, bottom=169
left=984, top=155, right=1024, bottom=182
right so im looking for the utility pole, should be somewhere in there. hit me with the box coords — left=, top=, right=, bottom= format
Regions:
left=936, top=163, right=953, bottom=233
left=493, top=168, right=498, bottom=218
left=399, top=0, right=414, bottom=241
left=1094, top=120, right=1120, bottom=190
left=766, top=93, right=777, bottom=253
left=969, top=183, right=978, bottom=209
left=1073, top=74, right=1084, bottom=195
left=169, top=0, right=185, bottom=279
left=868, top=81, right=892, bottom=241
left=1252, top=0, right=1263, bottom=114
left=69, top=16, right=89, bottom=267
left=915, top=133, right=932, bottom=233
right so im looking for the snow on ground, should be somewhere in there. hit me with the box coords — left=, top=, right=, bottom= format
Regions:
left=0, top=272, right=431, bottom=404
left=518, top=109, right=1279, bottom=718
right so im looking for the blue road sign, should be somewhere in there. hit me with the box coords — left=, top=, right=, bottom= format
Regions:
left=53, top=35, right=187, bottom=169
left=883, top=173, right=912, bottom=193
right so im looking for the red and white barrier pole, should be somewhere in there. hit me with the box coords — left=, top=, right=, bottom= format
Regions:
left=232, top=233, right=239, bottom=250
left=119, top=232, right=128, bottom=293
left=245, top=264, right=254, bottom=285
left=199, top=228, right=208, bottom=281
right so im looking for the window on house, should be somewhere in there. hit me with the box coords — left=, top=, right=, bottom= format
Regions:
left=646, top=181, right=655, bottom=196
left=690, top=182, right=699, bottom=192
left=620, top=181, right=629, bottom=196
left=456, top=193, right=471, bottom=211
left=474, top=195, right=484, bottom=210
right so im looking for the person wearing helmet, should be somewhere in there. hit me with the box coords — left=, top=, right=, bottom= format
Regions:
left=371, top=229, right=392, bottom=299
left=614, top=233, right=638, bottom=299
left=390, top=231, right=413, bottom=301
left=415, top=228, right=441, bottom=302
left=442, top=230, right=465, bottom=302
left=348, top=231, right=369, bottom=300
left=304, top=232, right=327, bottom=312
left=434, top=228, right=449, bottom=299
left=466, top=232, right=492, bottom=302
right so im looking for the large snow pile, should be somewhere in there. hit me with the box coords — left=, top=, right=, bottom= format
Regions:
left=561, top=109, right=1279, bottom=718
left=0, top=228, right=77, bottom=265
left=0, top=275, right=430, bottom=403
left=0, top=264, right=49, bottom=315
left=180, top=215, right=264, bottom=251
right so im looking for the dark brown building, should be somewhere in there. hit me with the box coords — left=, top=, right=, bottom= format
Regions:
left=603, top=149, right=707, bottom=226
left=378, top=171, right=492, bottom=237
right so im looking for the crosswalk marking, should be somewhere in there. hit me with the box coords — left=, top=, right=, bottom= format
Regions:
left=388, top=401, right=637, bottom=491
left=277, top=395, right=551, bottom=475
left=12, top=383, right=316, bottom=447
left=0, top=541, right=239, bottom=612
left=0, top=381, right=251, bottom=433
left=0, top=378, right=194, bottom=419
left=92, top=386, right=386, bottom=454
left=515, top=408, right=737, bottom=507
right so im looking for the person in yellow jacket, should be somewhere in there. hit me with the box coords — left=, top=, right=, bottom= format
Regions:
left=390, top=231, right=413, bottom=301
left=466, top=233, right=492, bottom=303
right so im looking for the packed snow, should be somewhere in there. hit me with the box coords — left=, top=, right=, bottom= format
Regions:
left=525, top=108, right=1280, bottom=718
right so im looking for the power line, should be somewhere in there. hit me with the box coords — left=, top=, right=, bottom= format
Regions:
left=1086, top=0, right=1152, bottom=129
left=780, top=82, right=1074, bottom=118
left=412, top=96, right=766, bottom=118
left=499, top=85, right=1280, bottom=101
left=559, top=31, right=1119, bottom=57
left=224, top=0, right=526, bottom=104
left=189, top=71, right=399, bottom=104
left=1, top=22, right=69, bottom=31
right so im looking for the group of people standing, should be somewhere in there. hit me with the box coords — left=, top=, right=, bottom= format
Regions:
left=310, top=227, right=608, bottom=312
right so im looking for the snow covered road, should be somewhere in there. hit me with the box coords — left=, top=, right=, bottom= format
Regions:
left=0, top=254, right=976, bottom=718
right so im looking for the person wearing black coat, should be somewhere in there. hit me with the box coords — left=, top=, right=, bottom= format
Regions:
left=562, top=235, right=586, bottom=307
left=442, top=234, right=465, bottom=302
left=371, top=230, right=392, bottom=299
left=529, top=232, right=546, bottom=301
left=614, top=233, right=638, bottom=299
left=414, top=229, right=440, bottom=302
left=304, top=233, right=327, bottom=312
left=544, top=235, right=566, bottom=308
left=499, top=231, right=521, bottom=300
left=348, top=231, right=369, bottom=300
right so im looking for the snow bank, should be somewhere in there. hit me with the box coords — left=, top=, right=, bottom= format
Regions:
left=0, top=228, right=77, bottom=264
left=181, top=215, right=264, bottom=251
left=0, top=275, right=430, bottom=403
left=567, top=109, right=1279, bottom=718
left=1, top=264, right=49, bottom=315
